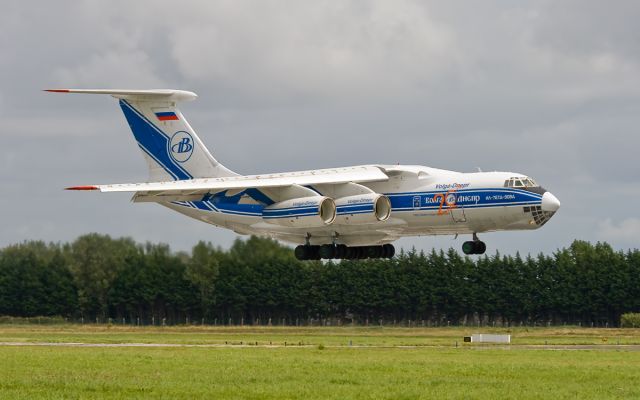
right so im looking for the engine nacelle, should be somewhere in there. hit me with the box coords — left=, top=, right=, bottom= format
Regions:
left=262, top=196, right=336, bottom=228
left=334, top=194, right=391, bottom=224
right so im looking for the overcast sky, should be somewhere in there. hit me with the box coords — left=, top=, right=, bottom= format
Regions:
left=1, top=0, right=639, bottom=255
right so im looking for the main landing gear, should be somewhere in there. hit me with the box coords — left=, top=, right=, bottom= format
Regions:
left=295, top=244, right=395, bottom=261
left=462, top=233, right=486, bottom=255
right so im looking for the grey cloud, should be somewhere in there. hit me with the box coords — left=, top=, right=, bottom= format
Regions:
left=598, top=218, right=640, bottom=247
left=532, top=0, right=640, bottom=62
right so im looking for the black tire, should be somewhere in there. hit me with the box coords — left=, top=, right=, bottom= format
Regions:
left=319, top=244, right=336, bottom=259
left=366, top=246, right=378, bottom=258
left=462, top=241, right=475, bottom=255
left=294, top=245, right=307, bottom=260
left=475, top=241, right=487, bottom=255
left=335, top=245, right=347, bottom=259
left=383, top=244, right=395, bottom=258
left=308, top=245, right=321, bottom=260
left=352, top=247, right=361, bottom=259
left=381, top=245, right=389, bottom=258
left=376, top=246, right=384, bottom=258
left=345, top=247, right=356, bottom=260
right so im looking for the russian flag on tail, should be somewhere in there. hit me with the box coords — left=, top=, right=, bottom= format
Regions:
left=155, top=111, right=179, bottom=121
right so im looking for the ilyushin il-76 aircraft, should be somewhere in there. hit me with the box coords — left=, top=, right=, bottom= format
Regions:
left=48, top=89, right=560, bottom=260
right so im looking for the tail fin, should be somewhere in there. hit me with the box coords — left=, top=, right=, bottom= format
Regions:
left=46, top=89, right=237, bottom=181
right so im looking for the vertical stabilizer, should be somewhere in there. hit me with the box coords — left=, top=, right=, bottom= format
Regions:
left=47, top=89, right=237, bottom=181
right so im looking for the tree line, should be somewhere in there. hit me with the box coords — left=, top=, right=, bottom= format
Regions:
left=0, top=234, right=638, bottom=326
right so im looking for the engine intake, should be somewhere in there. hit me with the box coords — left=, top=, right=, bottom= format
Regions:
left=263, top=196, right=336, bottom=228
left=334, top=194, right=391, bottom=225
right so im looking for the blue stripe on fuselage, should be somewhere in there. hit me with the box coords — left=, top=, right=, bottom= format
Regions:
left=387, top=188, right=542, bottom=212
left=172, top=188, right=542, bottom=217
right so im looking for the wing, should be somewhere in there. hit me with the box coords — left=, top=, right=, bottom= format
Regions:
left=67, top=165, right=390, bottom=203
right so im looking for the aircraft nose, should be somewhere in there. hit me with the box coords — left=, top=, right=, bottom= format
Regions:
left=541, top=192, right=561, bottom=212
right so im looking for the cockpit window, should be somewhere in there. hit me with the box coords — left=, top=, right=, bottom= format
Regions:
left=504, top=177, right=539, bottom=188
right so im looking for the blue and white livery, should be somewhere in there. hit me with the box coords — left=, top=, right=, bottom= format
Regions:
left=48, top=89, right=561, bottom=260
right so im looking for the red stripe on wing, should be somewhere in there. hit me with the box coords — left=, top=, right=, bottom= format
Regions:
left=65, top=186, right=99, bottom=191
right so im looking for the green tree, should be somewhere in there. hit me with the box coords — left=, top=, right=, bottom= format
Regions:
left=65, top=234, right=138, bottom=318
left=185, top=241, right=222, bottom=318
left=0, top=242, right=76, bottom=317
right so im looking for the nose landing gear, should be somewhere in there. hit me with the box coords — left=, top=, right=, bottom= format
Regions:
left=462, top=233, right=486, bottom=255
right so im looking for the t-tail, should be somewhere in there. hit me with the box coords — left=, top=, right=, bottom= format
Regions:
left=45, top=89, right=237, bottom=181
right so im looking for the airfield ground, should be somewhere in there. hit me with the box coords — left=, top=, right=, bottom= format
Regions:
left=1, top=325, right=639, bottom=399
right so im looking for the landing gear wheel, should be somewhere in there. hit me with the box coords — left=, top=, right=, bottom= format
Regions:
left=310, top=245, right=321, bottom=260
left=475, top=241, right=486, bottom=255
left=294, top=245, right=307, bottom=260
left=335, top=245, right=347, bottom=259
left=366, top=246, right=379, bottom=259
left=382, top=244, right=395, bottom=258
left=295, top=245, right=322, bottom=260
left=319, top=244, right=336, bottom=259
left=462, top=241, right=475, bottom=255
left=462, top=240, right=486, bottom=255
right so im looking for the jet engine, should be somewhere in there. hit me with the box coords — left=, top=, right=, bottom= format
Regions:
left=334, top=194, right=391, bottom=224
left=263, top=196, right=336, bottom=228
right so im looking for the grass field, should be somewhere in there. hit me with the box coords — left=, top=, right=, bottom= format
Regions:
left=1, top=325, right=640, bottom=399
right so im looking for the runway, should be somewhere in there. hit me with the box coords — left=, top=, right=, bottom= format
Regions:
left=2, top=341, right=640, bottom=351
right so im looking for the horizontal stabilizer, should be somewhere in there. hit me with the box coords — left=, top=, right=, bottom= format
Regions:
left=45, top=89, right=197, bottom=102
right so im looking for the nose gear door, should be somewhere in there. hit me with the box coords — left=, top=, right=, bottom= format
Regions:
left=451, top=207, right=466, bottom=222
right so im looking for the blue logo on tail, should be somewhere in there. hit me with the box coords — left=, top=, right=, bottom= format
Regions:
left=169, top=131, right=194, bottom=163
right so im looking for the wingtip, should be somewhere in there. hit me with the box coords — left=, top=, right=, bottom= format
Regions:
left=44, top=89, right=70, bottom=93
left=65, top=185, right=99, bottom=191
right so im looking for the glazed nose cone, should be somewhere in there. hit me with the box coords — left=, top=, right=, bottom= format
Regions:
left=541, top=192, right=561, bottom=212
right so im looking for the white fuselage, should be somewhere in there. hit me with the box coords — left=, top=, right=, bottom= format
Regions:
left=163, top=165, right=560, bottom=246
